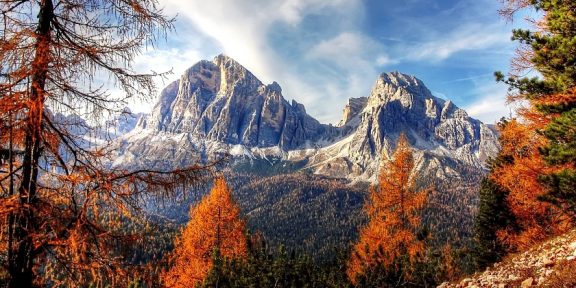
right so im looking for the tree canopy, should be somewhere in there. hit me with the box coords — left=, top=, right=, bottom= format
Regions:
left=0, top=1, right=212, bottom=286
left=347, top=134, right=428, bottom=285
left=163, top=177, right=247, bottom=287
left=490, top=0, right=576, bottom=250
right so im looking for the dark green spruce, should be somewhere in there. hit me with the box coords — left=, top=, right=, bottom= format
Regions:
left=496, top=0, right=576, bottom=217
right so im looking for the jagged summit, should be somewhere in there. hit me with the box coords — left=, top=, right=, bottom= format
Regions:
left=380, top=71, right=423, bottom=87
left=367, top=71, right=440, bottom=109
left=116, top=55, right=499, bottom=180
left=337, top=97, right=368, bottom=127
left=305, top=70, right=499, bottom=179
left=137, top=55, right=331, bottom=150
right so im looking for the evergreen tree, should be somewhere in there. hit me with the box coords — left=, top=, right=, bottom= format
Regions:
left=200, top=233, right=353, bottom=288
left=473, top=177, right=514, bottom=269
left=496, top=0, right=576, bottom=218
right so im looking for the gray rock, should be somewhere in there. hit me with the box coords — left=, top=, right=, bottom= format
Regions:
left=142, top=54, right=331, bottom=150
left=306, top=71, right=499, bottom=180
left=337, top=97, right=368, bottom=127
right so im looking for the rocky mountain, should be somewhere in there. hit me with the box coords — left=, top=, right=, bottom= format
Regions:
left=49, top=107, right=145, bottom=149
left=104, top=107, right=146, bottom=139
left=111, top=55, right=500, bottom=260
left=139, top=55, right=334, bottom=149
left=113, top=54, right=499, bottom=181
left=337, top=97, right=367, bottom=127
left=299, top=71, right=499, bottom=180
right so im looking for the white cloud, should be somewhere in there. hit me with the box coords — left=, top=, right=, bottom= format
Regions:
left=301, top=32, right=395, bottom=122
left=406, top=24, right=510, bottom=62
left=121, top=0, right=517, bottom=125
left=152, top=0, right=366, bottom=123
left=464, top=82, right=512, bottom=124
left=278, top=0, right=359, bottom=26
left=158, top=0, right=361, bottom=84
left=126, top=48, right=203, bottom=113
left=307, top=32, right=392, bottom=67
left=376, top=55, right=395, bottom=66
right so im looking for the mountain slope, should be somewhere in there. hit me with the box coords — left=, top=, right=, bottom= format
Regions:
left=440, top=228, right=576, bottom=287
left=139, top=55, right=334, bottom=149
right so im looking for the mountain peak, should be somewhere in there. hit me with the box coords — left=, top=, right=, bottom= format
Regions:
left=379, top=71, right=422, bottom=88
left=368, top=71, right=438, bottom=109
left=213, top=53, right=234, bottom=62
left=213, top=54, right=245, bottom=70
left=338, top=97, right=368, bottom=127
left=267, top=81, right=282, bottom=93
left=140, top=55, right=329, bottom=150
left=121, top=57, right=498, bottom=181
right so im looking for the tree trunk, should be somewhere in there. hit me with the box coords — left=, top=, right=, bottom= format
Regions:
left=8, top=0, right=53, bottom=287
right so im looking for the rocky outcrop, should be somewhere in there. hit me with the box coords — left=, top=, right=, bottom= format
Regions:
left=337, top=97, right=368, bottom=127
left=138, top=54, right=333, bottom=150
left=439, top=229, right=576, bottom=288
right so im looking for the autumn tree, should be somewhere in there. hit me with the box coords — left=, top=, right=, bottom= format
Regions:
left=0, top=0, right=214, bottom=287
left=490, top=0, right=576, bottom=249
left=347, top=134, right=428, bottom=285
left=163, top=177, right=247, bottom=287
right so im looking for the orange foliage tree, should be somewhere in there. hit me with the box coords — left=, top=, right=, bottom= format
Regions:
left=347, top=134, right=427, bottom=284
left=163, top=177, right=247, bottom=287
left=0, top=0, right=214, bottom=287
left=489, top=0, right=576, bottom=250
left=492, top=118, right=570, bottom=249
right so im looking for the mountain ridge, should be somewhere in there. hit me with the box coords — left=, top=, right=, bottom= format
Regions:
left=113, top=54, right=499, bottom=181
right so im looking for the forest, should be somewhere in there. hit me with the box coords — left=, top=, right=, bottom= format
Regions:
left=1, top=0, right=575, bottom=287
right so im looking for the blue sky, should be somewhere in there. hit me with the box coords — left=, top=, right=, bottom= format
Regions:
left=128, top=0, right=536, bottom=124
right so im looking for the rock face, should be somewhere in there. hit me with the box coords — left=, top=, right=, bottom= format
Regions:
left=337, top=97, right=368, bottom=127
left=113, top=56, right=499, bottom=181
left=139, top=55, right=332, bottom=150
left=304, top=71, right=499, bottom=180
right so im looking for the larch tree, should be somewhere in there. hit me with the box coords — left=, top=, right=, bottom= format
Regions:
left=491, top=0, right=576, bottom=249
left=490, top=119, right=564, bottom=249
left=347, top=134, right=427, bottom=285
left=0, top=0, right=214, bottom=287
left=163, top=177, right=247, bottom=288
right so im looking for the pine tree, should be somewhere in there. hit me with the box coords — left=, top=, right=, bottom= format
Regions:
left=163, top=177, right=248, bottom=287
left=347, top=134, right=428, bottom=285
left=496, top=0, right=576, bottom=218
left=473, top=177, right=514, bottom=269
left=488, top=117, right=565, bottom=249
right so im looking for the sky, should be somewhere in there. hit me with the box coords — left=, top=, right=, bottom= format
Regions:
left=127, top=0, right=536, bottom=125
